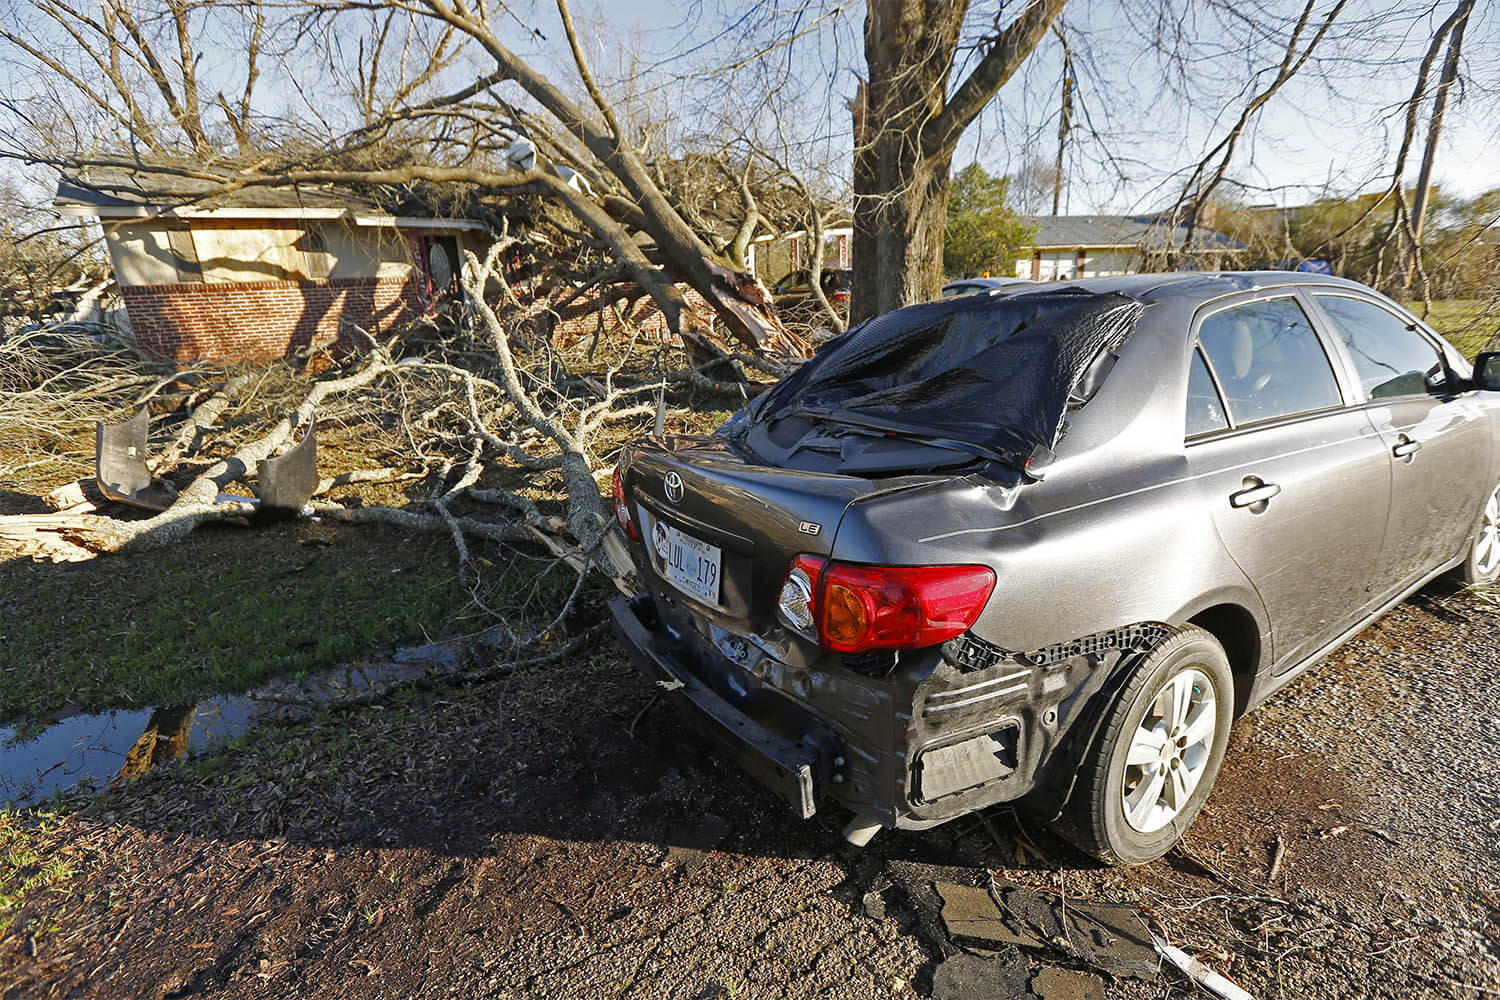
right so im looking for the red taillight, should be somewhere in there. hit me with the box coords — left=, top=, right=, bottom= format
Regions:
left=832, top=289, right=850, bottom=304
left=612, top=467, right=639, bottom=541
left=778, top=558, right=995, bottom=653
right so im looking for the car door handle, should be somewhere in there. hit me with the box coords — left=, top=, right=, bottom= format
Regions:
left=1392, top=436, right=1421, bottom=458
left=1229, top=482, right=1282, bottom=508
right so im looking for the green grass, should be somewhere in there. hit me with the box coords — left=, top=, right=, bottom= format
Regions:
left=1408, top=299, right=1497, bottom=359
left=0, top=808, right=76, bottom=936
left=0, top=522, right=483, bottom=724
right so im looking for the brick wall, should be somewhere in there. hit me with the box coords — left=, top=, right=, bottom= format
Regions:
left=120, top=276, right=423, bottom=363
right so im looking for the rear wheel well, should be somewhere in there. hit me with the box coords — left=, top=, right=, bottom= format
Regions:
left=1187, top=604, right=1260, bottom=716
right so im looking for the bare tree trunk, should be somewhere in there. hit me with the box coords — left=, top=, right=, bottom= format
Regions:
left=1404, top=0, right=1474, bottom=294
left=852, top=148, right=952, bottom=319
left=849, top=0, right=1065, bottom=322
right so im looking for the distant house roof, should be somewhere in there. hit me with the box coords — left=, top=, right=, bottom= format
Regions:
left=1021, top=214, right=1245, bottom=252
left=54, top=163, right=488, bottom=232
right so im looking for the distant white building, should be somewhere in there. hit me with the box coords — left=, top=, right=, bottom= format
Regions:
left=1015, top=214, right=1245, bottom=281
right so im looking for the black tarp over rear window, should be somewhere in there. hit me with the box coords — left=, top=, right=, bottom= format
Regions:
left=749, top=288, right=1145, bottom=461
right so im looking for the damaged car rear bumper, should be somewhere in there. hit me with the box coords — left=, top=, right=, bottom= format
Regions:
left=609, top=595, right=823, bottom=819
left=610, top=585, right=1133, bottom=835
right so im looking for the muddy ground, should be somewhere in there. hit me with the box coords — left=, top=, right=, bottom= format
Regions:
left=2, top=577, right=1498, bottom=999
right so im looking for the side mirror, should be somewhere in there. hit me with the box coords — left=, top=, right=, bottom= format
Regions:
left=1475, top=352, right=1500, bottom=392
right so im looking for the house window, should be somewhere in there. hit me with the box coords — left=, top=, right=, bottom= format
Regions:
left=299, top=227, right=334, bottom=280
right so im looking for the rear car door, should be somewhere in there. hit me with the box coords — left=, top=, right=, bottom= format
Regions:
left=1307, top=293, right=1492, bottom=594
left=1184, top=293, right=1392, bottom=675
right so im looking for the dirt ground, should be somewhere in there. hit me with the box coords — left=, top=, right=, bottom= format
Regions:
left=2, top=577, right=1498, bottom=999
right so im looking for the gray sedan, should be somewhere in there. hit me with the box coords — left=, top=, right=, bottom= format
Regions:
left=608, top=272, right=1500, bottom=864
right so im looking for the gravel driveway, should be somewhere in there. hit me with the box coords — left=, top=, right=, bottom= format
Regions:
left=2, top=578, right=1497, bottom=999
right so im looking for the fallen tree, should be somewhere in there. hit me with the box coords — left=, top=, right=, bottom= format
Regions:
left=0, top=245, right=760, bottom=654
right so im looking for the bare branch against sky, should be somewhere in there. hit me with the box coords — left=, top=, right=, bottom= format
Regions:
left=2, top=1, right=1496, bottom=215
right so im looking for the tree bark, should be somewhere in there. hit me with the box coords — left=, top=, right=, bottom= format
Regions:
left=850, top=0, right=1065, bottom=323
left=414, top=0, right=803, bottom=360
left=851, top=143, right=952, bottom=321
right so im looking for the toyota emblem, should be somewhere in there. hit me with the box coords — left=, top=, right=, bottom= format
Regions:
left=664, top=471, right=684, bottom=503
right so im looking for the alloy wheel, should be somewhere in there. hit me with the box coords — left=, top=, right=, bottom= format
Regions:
left=1121, top=668, right=1217, bottom=834
left=1476, top=485, right=1500, bottom=578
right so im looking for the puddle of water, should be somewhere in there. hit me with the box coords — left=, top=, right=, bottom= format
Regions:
left=1, top=639, right=471, bottom=808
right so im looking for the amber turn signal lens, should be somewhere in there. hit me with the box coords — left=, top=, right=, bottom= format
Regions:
left=822, top=580, right=871, bottom=646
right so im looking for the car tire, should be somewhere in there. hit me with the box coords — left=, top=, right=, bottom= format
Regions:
left=1051, top=627, right=1235, bottom=866
left=1461, top=481, right=1500, bottom=586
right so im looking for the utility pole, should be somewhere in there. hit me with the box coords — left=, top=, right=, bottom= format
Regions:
left=1052, top=35, right=1073, bottom=216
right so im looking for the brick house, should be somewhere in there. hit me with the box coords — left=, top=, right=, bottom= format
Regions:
left=54, top=166, right=492, bottom=362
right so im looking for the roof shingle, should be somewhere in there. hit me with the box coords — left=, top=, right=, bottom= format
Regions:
left=1022, top=214, right=1244, bottom=252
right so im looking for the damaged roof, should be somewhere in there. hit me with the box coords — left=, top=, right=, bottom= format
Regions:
left=54, top=162, right=489, bottom=231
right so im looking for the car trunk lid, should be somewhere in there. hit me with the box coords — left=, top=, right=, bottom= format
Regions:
left=620, top=435, right=939, bottom=634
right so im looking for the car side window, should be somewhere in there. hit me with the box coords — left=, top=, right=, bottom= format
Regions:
left=1186, top=347, right=1230, bottom=437
left=1314, top=295, right=1447, bottom=400
left=1197, top=297, right=1342, bottom=425
left=773, top=273, right=805, bottom=295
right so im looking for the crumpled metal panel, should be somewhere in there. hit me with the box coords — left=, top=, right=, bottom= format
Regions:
left=255, top=418, right=317, bottom=519
left=751, top=289, right=1145, bottom=460
left=95, top=408, right=178, bottom=511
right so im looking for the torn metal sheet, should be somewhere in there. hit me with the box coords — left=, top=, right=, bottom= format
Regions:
left=95, top=409, right=178, bottom=511
left=255, top=418, right=318, bottom=519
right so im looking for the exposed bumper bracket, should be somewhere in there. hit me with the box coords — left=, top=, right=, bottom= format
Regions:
left=609, top=596, right=820, bottom=819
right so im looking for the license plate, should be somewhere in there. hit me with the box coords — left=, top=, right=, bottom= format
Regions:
left=651, top=521, right=722, bottom=604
